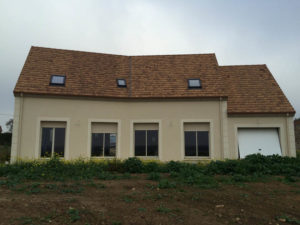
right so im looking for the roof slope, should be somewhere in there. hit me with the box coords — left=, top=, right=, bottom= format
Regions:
left=14, top=46, right=295, bottom=114
left=219, top=65, right=295, bottom=114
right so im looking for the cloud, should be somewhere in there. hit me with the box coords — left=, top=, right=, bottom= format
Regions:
left=0, top=0, right=300, bottom=131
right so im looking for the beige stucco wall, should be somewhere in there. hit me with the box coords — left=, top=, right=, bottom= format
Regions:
left=10, top=95, right=296, bottom=162
left=227, top=116, right=296, bottom=159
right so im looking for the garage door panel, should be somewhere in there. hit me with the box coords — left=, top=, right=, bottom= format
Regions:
left=238, top=128, right=281, bottom=158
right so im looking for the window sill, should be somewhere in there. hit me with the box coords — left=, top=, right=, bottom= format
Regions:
left=135, top=156, right=159, bottom=161
left=39, top=157, right=65, bottom=160
left=90, top=156, right=116, bottom=160
left=184, top=157, right=211, bottom=161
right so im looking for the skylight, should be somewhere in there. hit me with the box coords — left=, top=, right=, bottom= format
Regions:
left=117, top=79, right=126, bottom=87
left=50, top=75, right=66, bottom=86
left=188, top=79, right=201, bottom=88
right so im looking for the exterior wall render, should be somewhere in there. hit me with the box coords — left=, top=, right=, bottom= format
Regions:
left=11, top=96, right=296, bottom=162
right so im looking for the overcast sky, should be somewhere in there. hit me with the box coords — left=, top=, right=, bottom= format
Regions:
left=0, top=0, right=300, bottom=131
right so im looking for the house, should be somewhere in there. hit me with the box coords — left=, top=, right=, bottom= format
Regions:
left=10, top=46, right=296, bottom=162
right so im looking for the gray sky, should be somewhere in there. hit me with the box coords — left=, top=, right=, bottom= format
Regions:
left=0, top=0, right=300, bottom=131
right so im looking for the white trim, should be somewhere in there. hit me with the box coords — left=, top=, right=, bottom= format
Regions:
left=87, top=119, right=121, bottom=159
left=35, top=117, right=70, bottom=160
left=181, top=119, right=214, bottom=160
left=234, top=123, right=285, bottom=158
left=130, top=120, right=162, bottom=160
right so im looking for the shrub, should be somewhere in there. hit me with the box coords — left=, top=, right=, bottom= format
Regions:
left=143, top=161, right=160, bottom=173
left=123, top=157, right=144, bottom=173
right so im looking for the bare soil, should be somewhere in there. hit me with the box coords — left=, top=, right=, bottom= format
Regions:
left=0, top=175, right=300, bottom=225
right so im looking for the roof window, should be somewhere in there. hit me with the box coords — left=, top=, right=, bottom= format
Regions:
left=188, top=79, right=201, bottom=88
left=50, top=75, right=66, bottom=86
left=117, top=79, right=126, bottom=87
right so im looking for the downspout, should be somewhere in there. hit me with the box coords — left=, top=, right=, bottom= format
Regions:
left=285, top=113, right=290, bottom=156
left=219, top=97, right=224, bottom=160
left=17, top=93, right=24, bottom=160
left=129, top=56, right=132, bottom=97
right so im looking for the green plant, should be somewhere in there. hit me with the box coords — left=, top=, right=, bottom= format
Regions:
left=123, top=157, right=144, bottom=173
left=111, top=221, right=122, bottom=225
left=68, top=207, right=80, bottom=223
left=122, top=195, right=134, bottom=203
left=277, top=215, right=300, bottom=224
left=147, top=172, right=161, bottom=181
left=158, top=179, right=176, bottom=189
left=156, top=204, right=171, bottom=214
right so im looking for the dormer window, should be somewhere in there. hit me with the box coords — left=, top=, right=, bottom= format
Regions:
left=188, top=79, right=201, bottom=89
left=117, top=79, right=126, bottom=87
left=50, top=75, right=66, bottom=86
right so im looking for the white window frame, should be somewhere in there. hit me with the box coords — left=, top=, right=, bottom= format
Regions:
left=87, top=119, right=121, bottom=159
left=91, top=133, right=117, bottom=158
left=35, top=117, right=70, bottom=160
left=181, top=119, right=213, bottom=160
left=130, top=120, right=162, bottom=160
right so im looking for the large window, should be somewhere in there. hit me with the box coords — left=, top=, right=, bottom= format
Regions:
left=134, top=123, right=159, bottom=157
left=91, top=123, right=117, bottom=157
left=184, top=123, right=209, bottom=157
left=41, top=122, right=66, bottom=157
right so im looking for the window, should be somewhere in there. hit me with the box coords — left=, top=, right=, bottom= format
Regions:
left=188, top=79, right=201, bottom=88
left=50, top=75, right=66, bottom=85
left=117, top=79, right=126, bottom=87
left=184, top=123, right=209, bottom=157
left=40, top=122, right=66, bottom=157
left=134, top=123, right=159, bottom=157
left=91, top=123, right=117, bottom=157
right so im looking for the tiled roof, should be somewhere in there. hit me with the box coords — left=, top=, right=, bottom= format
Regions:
left=219, top=65, right=295, bottom=114
left=14, top=46, right=295, bottom=115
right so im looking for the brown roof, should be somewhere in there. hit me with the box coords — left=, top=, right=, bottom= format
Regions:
left=219, top=65, right=295, bottom=114
left=14, top=46, right=295, bottom=115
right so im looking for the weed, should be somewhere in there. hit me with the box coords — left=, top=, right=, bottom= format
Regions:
left=122, top=195, right=134, bottom=203
left=68, top=207, right=80, bottom=223
left=158, top=179, right=176, bottom=189
left=156, top=204, right=171, bottom=214
left=138, top=207, right=147, bottom=212
left=147, top=172, right=161, bottom=181
left=60, top=183, right=84, bottom=194
left=111, top=221, right=122, bottom=225
left=16, top=216, right=33, bottom=225
left=191, top=193, right=202, bottom=201
left=277, top=215, right=300, bottom=224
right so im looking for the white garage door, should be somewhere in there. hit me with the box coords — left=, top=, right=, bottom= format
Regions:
left=238, top=128, right=282, bottom=158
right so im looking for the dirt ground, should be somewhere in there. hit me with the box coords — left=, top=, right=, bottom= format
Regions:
left=0, top=175, right=300, bottom=225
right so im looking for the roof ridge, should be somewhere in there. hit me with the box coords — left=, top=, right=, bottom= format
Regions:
left=31, top=46, right=125, bottom=57
left=219, top=64, right=267, bottom=68
left=31, top=46, right=216, bottom=58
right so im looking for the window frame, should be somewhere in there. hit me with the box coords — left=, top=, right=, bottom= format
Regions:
left=187, top=79, right=202, bottom=89
left=36, top=118, right=70, bottom=160
left=131, top=120, right=161, bottom=160
left=88, top=120, right=121, bottom=159
left=50, top=75, right=66, bottom=86
left=134, top=129, right=159, bottom=157
left=91, top=132, right=117, bottom=157
left=184, top=130, right=209, bottom=157
left=181, top=120, right=213, bottom=160
left=116, top=79, right=127, bottom=88
left=40, top=127, right=66, bottom=158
